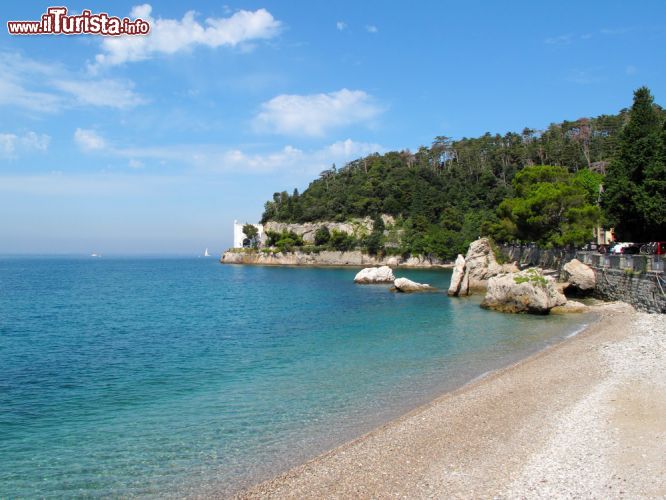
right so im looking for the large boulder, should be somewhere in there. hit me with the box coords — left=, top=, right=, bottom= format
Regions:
left=480, top=268, right=567, bottom=314
left=393, top=277, right=434, bottom=293
left=447, top=254, right=466, bottom=296
left=464, top=238, right=519, bottom=291
left=354, top=266, right=395, bottom=284
left=561, top=259, right=596, bottom=293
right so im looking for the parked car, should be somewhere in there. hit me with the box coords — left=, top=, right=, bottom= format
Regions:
left=610, top=242, right=641, bottom=254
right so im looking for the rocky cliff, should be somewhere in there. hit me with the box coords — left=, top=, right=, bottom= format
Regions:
left=221, top=250, right=449, bottom=268
left=261, top=215, right=396, bottom=245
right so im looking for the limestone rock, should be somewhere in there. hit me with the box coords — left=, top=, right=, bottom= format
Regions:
left=480, top=268, right=567, bottom=314
left=462, top=238, right=518, bottom=292
left=561, top=259, right=596, bottom=292
left=551, top=300, right=589, bottom=314
left=354, top=266, right=395, bottom=284
left=386, top=256, right=400, bottom=267
left=448, top=254, right=466, bottom=296
left=393, top=277, right=434, bottom=292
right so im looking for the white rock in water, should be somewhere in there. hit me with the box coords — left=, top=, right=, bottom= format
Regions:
left=562, top=259, right=596, bottom=291
left=481, top=268, right=567, bottom=314
left=393, top=277, right=434, bottom=292
left=462, top=238, right=518, bottom=292
left=448, top=254, right=466, bottom=296
left=354, top=266, right=395, bottom=284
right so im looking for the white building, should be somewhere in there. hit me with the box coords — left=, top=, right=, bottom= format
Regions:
left=233, top=220, right=264, bottom=248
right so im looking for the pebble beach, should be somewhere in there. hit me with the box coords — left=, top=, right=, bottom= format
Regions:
left=238, top=302, right=666, bottom=499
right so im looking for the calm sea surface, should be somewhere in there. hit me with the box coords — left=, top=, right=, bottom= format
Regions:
left=0, top=257, right=591, bottom=497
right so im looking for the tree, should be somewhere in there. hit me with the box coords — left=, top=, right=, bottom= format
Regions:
left=495, top=165, right=601, bottom=247
left=602, top=87, right=664, bottom=240
left=328, top=230, right=355, bottom=251
left=242, top=223, right=259, bottom=248
left=314, top=226, right=331, bottom=246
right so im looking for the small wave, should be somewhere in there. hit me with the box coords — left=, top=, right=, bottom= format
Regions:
left=566, top=324, right=588, bottom=338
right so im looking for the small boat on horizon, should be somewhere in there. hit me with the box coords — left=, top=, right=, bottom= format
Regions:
left=204, top=248, right=211, bottom=257
left=91, top=253, right=101, bottom=258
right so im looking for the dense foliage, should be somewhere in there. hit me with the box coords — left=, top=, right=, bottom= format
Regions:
left=260, top=89, right=664, bottom=259
left=494, top=166, right=603, bottom=247
left=601, top=87, right=666, bottom=241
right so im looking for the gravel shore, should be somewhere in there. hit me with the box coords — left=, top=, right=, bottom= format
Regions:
left=237, top=302, right=665, bottom=499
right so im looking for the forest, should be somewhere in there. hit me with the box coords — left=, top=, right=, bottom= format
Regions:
left=259, top=88, right=666, bottom=260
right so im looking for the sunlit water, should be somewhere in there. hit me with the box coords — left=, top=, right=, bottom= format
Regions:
left=0, top=258, right=592, bottom=497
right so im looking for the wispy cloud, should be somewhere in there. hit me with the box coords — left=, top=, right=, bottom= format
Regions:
left=53, top=79, right=147, bottom=109
left=565, top=68, right=606, bottom=85
left=92, top=5, right=282, bottom=68
left=336, top=21, right=347, bottom=31
left=546, top=26, right=637, bottom=45
left=74, top=128, right=106, bottom=151
left=253, top=89, right=383, bottom=137
left=545, top=34, right=574, bottom=45
left=0, top=52, right=145, bottom=112
left=600, top=27, right=634, bottom=36
left=0, top=131, right=51, bottom=159
left=365, top=25, right=378, bottom=33
left=74, top=133, right=383, bottom=174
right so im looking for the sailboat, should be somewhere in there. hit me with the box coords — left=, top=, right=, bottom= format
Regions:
left=204, top=248, right=211, bottom=257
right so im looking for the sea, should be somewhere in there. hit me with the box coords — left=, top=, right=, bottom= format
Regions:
left=0, top=257, right=592, bottom=497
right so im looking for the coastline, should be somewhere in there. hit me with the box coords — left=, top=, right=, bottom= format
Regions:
left=220, top=250, right=454, bottom=268
left=236, top=302, right=665, bottom=498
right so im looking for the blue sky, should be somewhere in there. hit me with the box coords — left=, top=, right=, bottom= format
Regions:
left=1, top=1, right=665, bottom=254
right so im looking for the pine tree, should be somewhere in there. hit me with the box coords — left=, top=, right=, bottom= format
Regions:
left=602, top=87, right=664, bottom=240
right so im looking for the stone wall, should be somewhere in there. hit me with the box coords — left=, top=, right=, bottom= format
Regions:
left=499, top=244, right=576, bottom=272
left=591, top=268, right=666, bottom=313
left=499, top=244, right=665, bottom=313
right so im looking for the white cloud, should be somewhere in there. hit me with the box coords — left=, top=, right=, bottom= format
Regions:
left=366, top=25, right=378, bottom=33
left=112, top=138, right=382, bottom=174
left=254, top=89, right=383, bottom=136
left=0, top=52, right=145, bottom=112
left=128, top=158, right=145, bottom=169
left=52, top=79, right=146, bottom=109
left=74, top=129, right=106, bottom=151
left=545, top=34, right=573, bottom=45
left=0, top=131, right=51, bottom=159
left=93, top=5, right=282, bottom=67
left=336, top=21, right=347, bottom=31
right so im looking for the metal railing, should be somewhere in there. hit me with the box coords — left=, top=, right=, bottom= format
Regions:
left=576, top=251, right=664, bottom=273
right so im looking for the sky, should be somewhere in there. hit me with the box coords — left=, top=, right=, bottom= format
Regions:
left=1, top=1, right=665, bottom=254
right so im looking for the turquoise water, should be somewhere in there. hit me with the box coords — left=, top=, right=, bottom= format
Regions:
left=0, top=258, right=591, bottom=497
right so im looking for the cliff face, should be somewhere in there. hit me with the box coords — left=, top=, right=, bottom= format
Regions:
left=261, top=215, right=395, bottom=245
left=221, top=250, right=449, bottom=268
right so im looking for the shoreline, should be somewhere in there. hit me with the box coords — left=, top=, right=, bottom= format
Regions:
left=235, top=302, right=665, bottom=498
left=220, top=249, right=455, bottom=269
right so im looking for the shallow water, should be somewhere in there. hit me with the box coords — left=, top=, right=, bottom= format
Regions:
left=0, top=258, right=591, bottom=497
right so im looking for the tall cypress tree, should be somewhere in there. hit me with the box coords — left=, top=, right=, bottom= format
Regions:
left=602, top=87, right=664, bottom=240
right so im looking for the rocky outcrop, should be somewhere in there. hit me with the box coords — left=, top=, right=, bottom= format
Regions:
left=448, top=254, right=466, bottom=296
left=263, top=216, right=395, bottom=245
left=465, top=238, right=519, bottom=291
left=448, top=238, right=519, bottom=296
left=480, top=268, right=567, bottom=314
left=393, top=277, right=434, bottom=292
left=561, top=259, right=596, bottom=293
left=221, top=250, right=450, bottom=268
left=354, top=266, right=395, bottom=284
left=551, top=300, right=589, bottom=314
